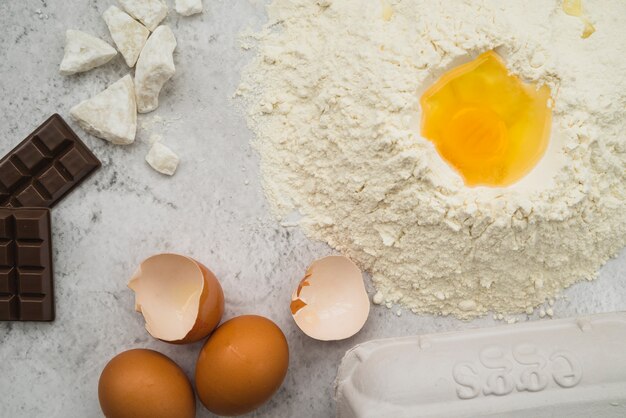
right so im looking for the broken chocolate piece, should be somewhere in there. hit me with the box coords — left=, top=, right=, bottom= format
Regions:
left=0, top=114, right=101, bottom=208
left=0, top=208, right=54, bottom=321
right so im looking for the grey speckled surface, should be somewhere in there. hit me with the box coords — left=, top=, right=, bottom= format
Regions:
left=0, top=1, right=624, bottom=417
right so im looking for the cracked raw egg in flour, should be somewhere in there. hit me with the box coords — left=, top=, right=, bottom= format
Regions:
left=420, top=51, right=553, bottom=187
left=128, top=254, right=224, bottom=344
left=291, top=256, right=370, bottom=341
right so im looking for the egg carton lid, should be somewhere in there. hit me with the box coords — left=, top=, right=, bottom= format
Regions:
left=335, top=312, right=626, bottom=418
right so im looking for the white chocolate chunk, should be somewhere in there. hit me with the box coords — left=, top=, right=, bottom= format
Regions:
left=135, top=26, right=177, bottom=113
left=175, top=0, right=203, bottom=16
left=70, top=75, right=137, bottom=145
left=146, top=142, right=179, bottom=175
left=117, top=0, right=168, bottom=32
left=103, top=6, right=150, bottom=67
left=59, top=30, right=117, bottom=75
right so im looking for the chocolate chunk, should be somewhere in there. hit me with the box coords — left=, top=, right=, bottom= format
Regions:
left=0, top=114, right=101, bottom=208
left=0, top=208, right=53, bottom=321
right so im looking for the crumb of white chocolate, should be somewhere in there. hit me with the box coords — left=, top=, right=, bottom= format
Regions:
left=146, top=142, right=180, bottom=176
left=175, top=0, right=203, bottom=16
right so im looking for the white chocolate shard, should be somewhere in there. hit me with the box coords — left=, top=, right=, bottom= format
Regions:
left=59, top=30, right=117, bottom=75
left=117, top=0, right=168, bottom=32
left=146, top=142, right=179, bottom=175
left=70, top=75, right=137, bottom=145
left=175, top=0, right=203, bottom=16
left=103, top=6, right=150, bottom=67
left=135, top=26, right=177, bottom=113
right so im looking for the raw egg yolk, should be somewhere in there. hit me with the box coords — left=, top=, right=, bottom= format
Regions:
left=420, top=51, right=552, bottom=187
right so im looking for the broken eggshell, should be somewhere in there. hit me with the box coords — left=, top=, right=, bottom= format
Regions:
left=291, top=256, right=370, bottom=341
left=128, top=253, right=224, bottom=344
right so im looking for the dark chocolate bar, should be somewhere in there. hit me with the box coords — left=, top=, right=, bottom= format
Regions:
left=0, top=114, right=101, bottom=208
left=0, top=208, right=54, bottom=321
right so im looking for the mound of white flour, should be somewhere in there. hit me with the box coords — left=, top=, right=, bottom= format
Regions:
left=237, top=0, right=626, bottom=319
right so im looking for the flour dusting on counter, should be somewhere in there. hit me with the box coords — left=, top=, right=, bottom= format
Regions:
left=237, top=0, right=626, bottom=319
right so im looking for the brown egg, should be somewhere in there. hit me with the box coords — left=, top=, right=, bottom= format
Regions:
left=195, top=315, right=289, bottom=416
left=99, top=349, right=195, bottom=418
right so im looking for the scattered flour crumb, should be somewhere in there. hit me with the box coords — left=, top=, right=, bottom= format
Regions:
left=373, top=291, right=384, bottom=305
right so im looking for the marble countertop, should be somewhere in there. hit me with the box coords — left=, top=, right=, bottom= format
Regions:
left=0, top=1, right=624, bottom=417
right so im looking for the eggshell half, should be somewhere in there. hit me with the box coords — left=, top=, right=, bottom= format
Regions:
left=128, top=253, right=224, bottom=344
left=98, top=349, right=195, bottom=418
left=291, top=256, right=370, bottom=341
